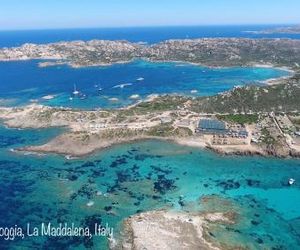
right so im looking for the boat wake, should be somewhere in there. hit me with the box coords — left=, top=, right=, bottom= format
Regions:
left=112, top=83, right=133, bottom=89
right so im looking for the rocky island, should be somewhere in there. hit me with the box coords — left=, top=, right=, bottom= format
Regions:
left=247, top=25, right=300, bottom=35
left=1, top=38, right=300, bottom=69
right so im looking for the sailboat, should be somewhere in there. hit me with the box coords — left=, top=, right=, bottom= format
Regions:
left=73, top=84, right=80, bottom=95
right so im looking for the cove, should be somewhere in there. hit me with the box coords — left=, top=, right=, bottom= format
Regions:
left=0, top=60, right=290, bottom=109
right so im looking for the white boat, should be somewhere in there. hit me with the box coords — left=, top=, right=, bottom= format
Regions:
left=112, top=83, right=132, bottom=89
left=73, top=84, right=80, bottom=95
left=129, top=94, right=140, bottom=100
left=136, top=77, right=144, bottom=81
left=86, top=201, right=95, bottom=207
left=288, top=178, right=295, bottom=186
left=80, top=94, right=87, bottom=100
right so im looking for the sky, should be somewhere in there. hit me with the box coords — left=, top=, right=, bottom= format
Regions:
left=0, top=0, right=299, bottom=30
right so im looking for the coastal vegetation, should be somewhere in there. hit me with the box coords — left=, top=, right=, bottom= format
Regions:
left=261, top=127, right=277, bottom=146
left=147, top=124, right=192, bottom=137
left=190, top=75, right=300, bottom=114
left=216, top=114, right=259, bottom=125
left=290, top=117, right=300, bottom=127
left=127, top=95, right=189, bottom=114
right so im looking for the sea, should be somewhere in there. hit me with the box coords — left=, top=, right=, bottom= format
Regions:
left=0, top=26, right=299, bottom=249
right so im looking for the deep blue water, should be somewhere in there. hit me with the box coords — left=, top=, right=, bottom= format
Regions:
left=0, top=60, right=289, bottom=109
left=1, top=25, right=300, bottom=48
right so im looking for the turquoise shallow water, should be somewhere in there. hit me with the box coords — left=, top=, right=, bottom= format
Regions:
left=0, top=60, right=290, bottom=109
left=0, top=126, right=299, bottom=249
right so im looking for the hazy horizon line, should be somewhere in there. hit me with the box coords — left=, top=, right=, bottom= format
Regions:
left=0, top=23, right=298, bottom=32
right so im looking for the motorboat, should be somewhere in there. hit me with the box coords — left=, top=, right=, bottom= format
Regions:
left=288, top=178, right=295, bottom=186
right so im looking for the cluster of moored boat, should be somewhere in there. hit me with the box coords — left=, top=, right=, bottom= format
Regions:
left=69, top=77, right=145, bottom=101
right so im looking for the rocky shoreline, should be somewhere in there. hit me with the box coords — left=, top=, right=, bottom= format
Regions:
left=111, top=194, right=264, bottom=250
left=112, top=209, right=235, bottom=250
left=12, top=133, right=300, bottom=159
left=0, top=102, right=299, bottom=159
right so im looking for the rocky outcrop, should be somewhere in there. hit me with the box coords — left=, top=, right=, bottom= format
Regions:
left=113, top=210, right=235, bottom=250
left=208, top=144, right=300, bottom=158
